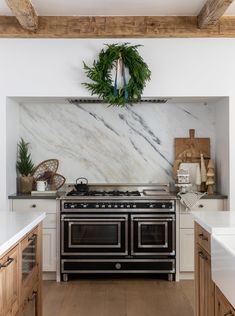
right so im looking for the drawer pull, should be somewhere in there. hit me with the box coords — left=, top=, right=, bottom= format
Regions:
left=28, top=234, right=37, bottom=242
left=31, top=204, right=36, bottom=208
left=198, top=233, right=208, bottom=241
left=198, top=204, right=204, bottom=208
left=28, top=290, right=37, bottom=302
left=198, top=251, right=208, bottom=261
left=0, top=257, right=14, bottom=269
left=224, top=312, right=233, bottom=316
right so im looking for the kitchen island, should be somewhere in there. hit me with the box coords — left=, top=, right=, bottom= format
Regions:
left=192, top=210, right=235, bottom=316
left=0, top=211, right=45, bottom=316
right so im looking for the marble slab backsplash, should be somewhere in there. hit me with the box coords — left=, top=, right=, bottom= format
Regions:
left=19, top=102, right=215, bottom=184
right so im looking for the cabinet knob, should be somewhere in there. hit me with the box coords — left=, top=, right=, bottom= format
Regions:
left=198, top=204, right=204, bottom=208
left=31, top=204, right=36, bottom=208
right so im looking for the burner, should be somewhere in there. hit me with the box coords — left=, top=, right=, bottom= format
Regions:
left=66, top=189, right=141, bottom=197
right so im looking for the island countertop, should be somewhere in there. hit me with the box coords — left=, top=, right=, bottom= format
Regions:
left=0, top=211, right=46, bottom=257
left=191, top=210, right=235, bottom=234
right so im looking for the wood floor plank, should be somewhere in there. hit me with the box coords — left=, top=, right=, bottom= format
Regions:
left=43, top=279, right=194, bottom=316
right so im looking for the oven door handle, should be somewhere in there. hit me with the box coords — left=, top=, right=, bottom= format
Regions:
left=132, top=218, right=175, bottom=222
left=61, top=218, right=127, bottom=222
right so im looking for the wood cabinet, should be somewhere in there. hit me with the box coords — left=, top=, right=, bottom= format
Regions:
left=180, top=199, right=225, bottom=274
left=0, top=245, right=19, bottom=316
left=215, top=286, right=235, bottom=316
left=195, top=222, right=214, bottom=316
left=0, top=224, right=42, bottom=316
left=11, top=199, right=57, bottom=273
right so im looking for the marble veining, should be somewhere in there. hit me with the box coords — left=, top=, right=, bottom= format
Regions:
left=19, top=102, right=215, bottom=183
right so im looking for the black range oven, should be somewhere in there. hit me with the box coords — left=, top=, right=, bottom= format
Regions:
left=60, top=196, right=176, bottom=282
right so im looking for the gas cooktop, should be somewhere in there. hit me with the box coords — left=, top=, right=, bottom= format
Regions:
left=66, top=190, right=141, bottom=197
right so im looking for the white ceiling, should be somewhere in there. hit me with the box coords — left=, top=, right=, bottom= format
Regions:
left=0, top=0, right=235, bottom=16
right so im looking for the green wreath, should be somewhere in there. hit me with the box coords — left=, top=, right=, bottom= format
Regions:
left=83, top=43, right=151, bottom=106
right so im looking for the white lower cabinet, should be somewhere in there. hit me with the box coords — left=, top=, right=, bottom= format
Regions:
left=10, top=198, right=57, bottom=273
left=179, top=198, right=226, bottom=276
left=179, top=228, right=194, bottom=271
left=43, top=228, right=56, bottom=271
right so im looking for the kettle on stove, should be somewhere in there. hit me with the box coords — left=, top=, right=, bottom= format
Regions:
left=75, top=177, right=89, bottom=192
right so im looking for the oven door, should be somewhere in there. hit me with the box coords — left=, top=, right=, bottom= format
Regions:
left=61, top=214, right=128, bottom=256
left=131, top=214, right=175, bottom=256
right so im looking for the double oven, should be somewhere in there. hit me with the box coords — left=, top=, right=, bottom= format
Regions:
left=60, top=198, right=176, bottom=281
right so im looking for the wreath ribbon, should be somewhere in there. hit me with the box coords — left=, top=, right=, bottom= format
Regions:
left=114, top=55, right=128, bottom=101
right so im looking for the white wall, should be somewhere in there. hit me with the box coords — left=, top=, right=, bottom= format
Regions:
left=6, top=98, right=20, bottom=196
left=215, top=98, right=230, bottom=195
left=1, top=38, right=235, bottom=209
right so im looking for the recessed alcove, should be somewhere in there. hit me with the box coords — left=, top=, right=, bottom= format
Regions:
left=6, top=96, right=229, bottom=200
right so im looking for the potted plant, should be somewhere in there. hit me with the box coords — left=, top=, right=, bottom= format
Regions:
left=16, top=138, right=34, bottom=193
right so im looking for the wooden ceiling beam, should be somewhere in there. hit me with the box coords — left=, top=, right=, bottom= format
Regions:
left=6, top=0, right=38, bottom=31
left=198, top=0, right=234, bottom=28
left=1, top=15, right=235, bottom=38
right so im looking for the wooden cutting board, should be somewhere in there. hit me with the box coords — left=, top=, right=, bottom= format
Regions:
left=175, top=129, right=210, bottom=163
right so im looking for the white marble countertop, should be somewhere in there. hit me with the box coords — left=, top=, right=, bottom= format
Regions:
left=191, top=211, right=235, bottom=234
left=192, top=210, right=235, bottom=308
left=0, top=211, right=46, bottom=257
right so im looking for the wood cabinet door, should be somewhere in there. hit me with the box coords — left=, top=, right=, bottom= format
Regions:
left=215, top=286, right=235, bottom=316
left=0, top=245, right=19, bottom=316
left=195, top=244, right=214, bottom=316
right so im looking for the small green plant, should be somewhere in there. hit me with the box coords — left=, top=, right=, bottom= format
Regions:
left=16, top=138, right=34, bottom=176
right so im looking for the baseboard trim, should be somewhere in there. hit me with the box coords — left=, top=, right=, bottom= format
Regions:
left=179, top=272, right=194, bottom=280
left=43, top=272, right=56, bottom=281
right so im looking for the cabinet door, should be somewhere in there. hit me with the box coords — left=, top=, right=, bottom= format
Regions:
left=21, top=283, right=41, bottom=316
left=180, top=228, right=194, bottom=271
left=195, top=244, right=214, bottom=316
left=215, top=286, right=235, bottom=316
left=0, top=245, right=19, bottom=316
left=20, top=226, right=40, bottom=304
left=43, top=229, right=56, bottom=271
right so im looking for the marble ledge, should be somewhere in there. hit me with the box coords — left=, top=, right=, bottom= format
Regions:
left=0, top=211, right=46, bottom=257
left=8, top=192, right=227, bottom=200
left=192, top=210, right=235, bottom=235
left=8, top=192, right=65, bottom=199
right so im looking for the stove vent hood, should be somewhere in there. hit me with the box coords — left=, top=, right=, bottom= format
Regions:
left=68, top=97, right=169, bottom=104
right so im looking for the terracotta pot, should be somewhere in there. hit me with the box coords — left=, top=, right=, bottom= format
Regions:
left=19, top=176, right=34, bottom=194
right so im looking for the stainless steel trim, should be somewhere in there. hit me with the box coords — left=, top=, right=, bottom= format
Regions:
left=137, top=221, right=168, bottom=248
left=61, top=258, right=175, bottom=274
left=61, top=270, right=175, bottom=274
left=131, top=214, right=175, bottom=256
left=61, top=199, right=176, bottom=212
left=68, top=221, right=121, bottom=248
left=61, top=214, right=128, bottom=256
left=62, top=214, right=128, bottom=219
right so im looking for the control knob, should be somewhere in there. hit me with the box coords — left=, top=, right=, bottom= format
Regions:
left=95, top=204, right=100, bottom=208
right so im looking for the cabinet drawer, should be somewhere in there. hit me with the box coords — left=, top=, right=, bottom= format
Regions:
left=195, top=222, right=211, bottom=254
left=180, top=199, right=224, bottom=212
left=12, top=199, right=56, bottom=213
left=43, top=214, right=56, bottom=229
